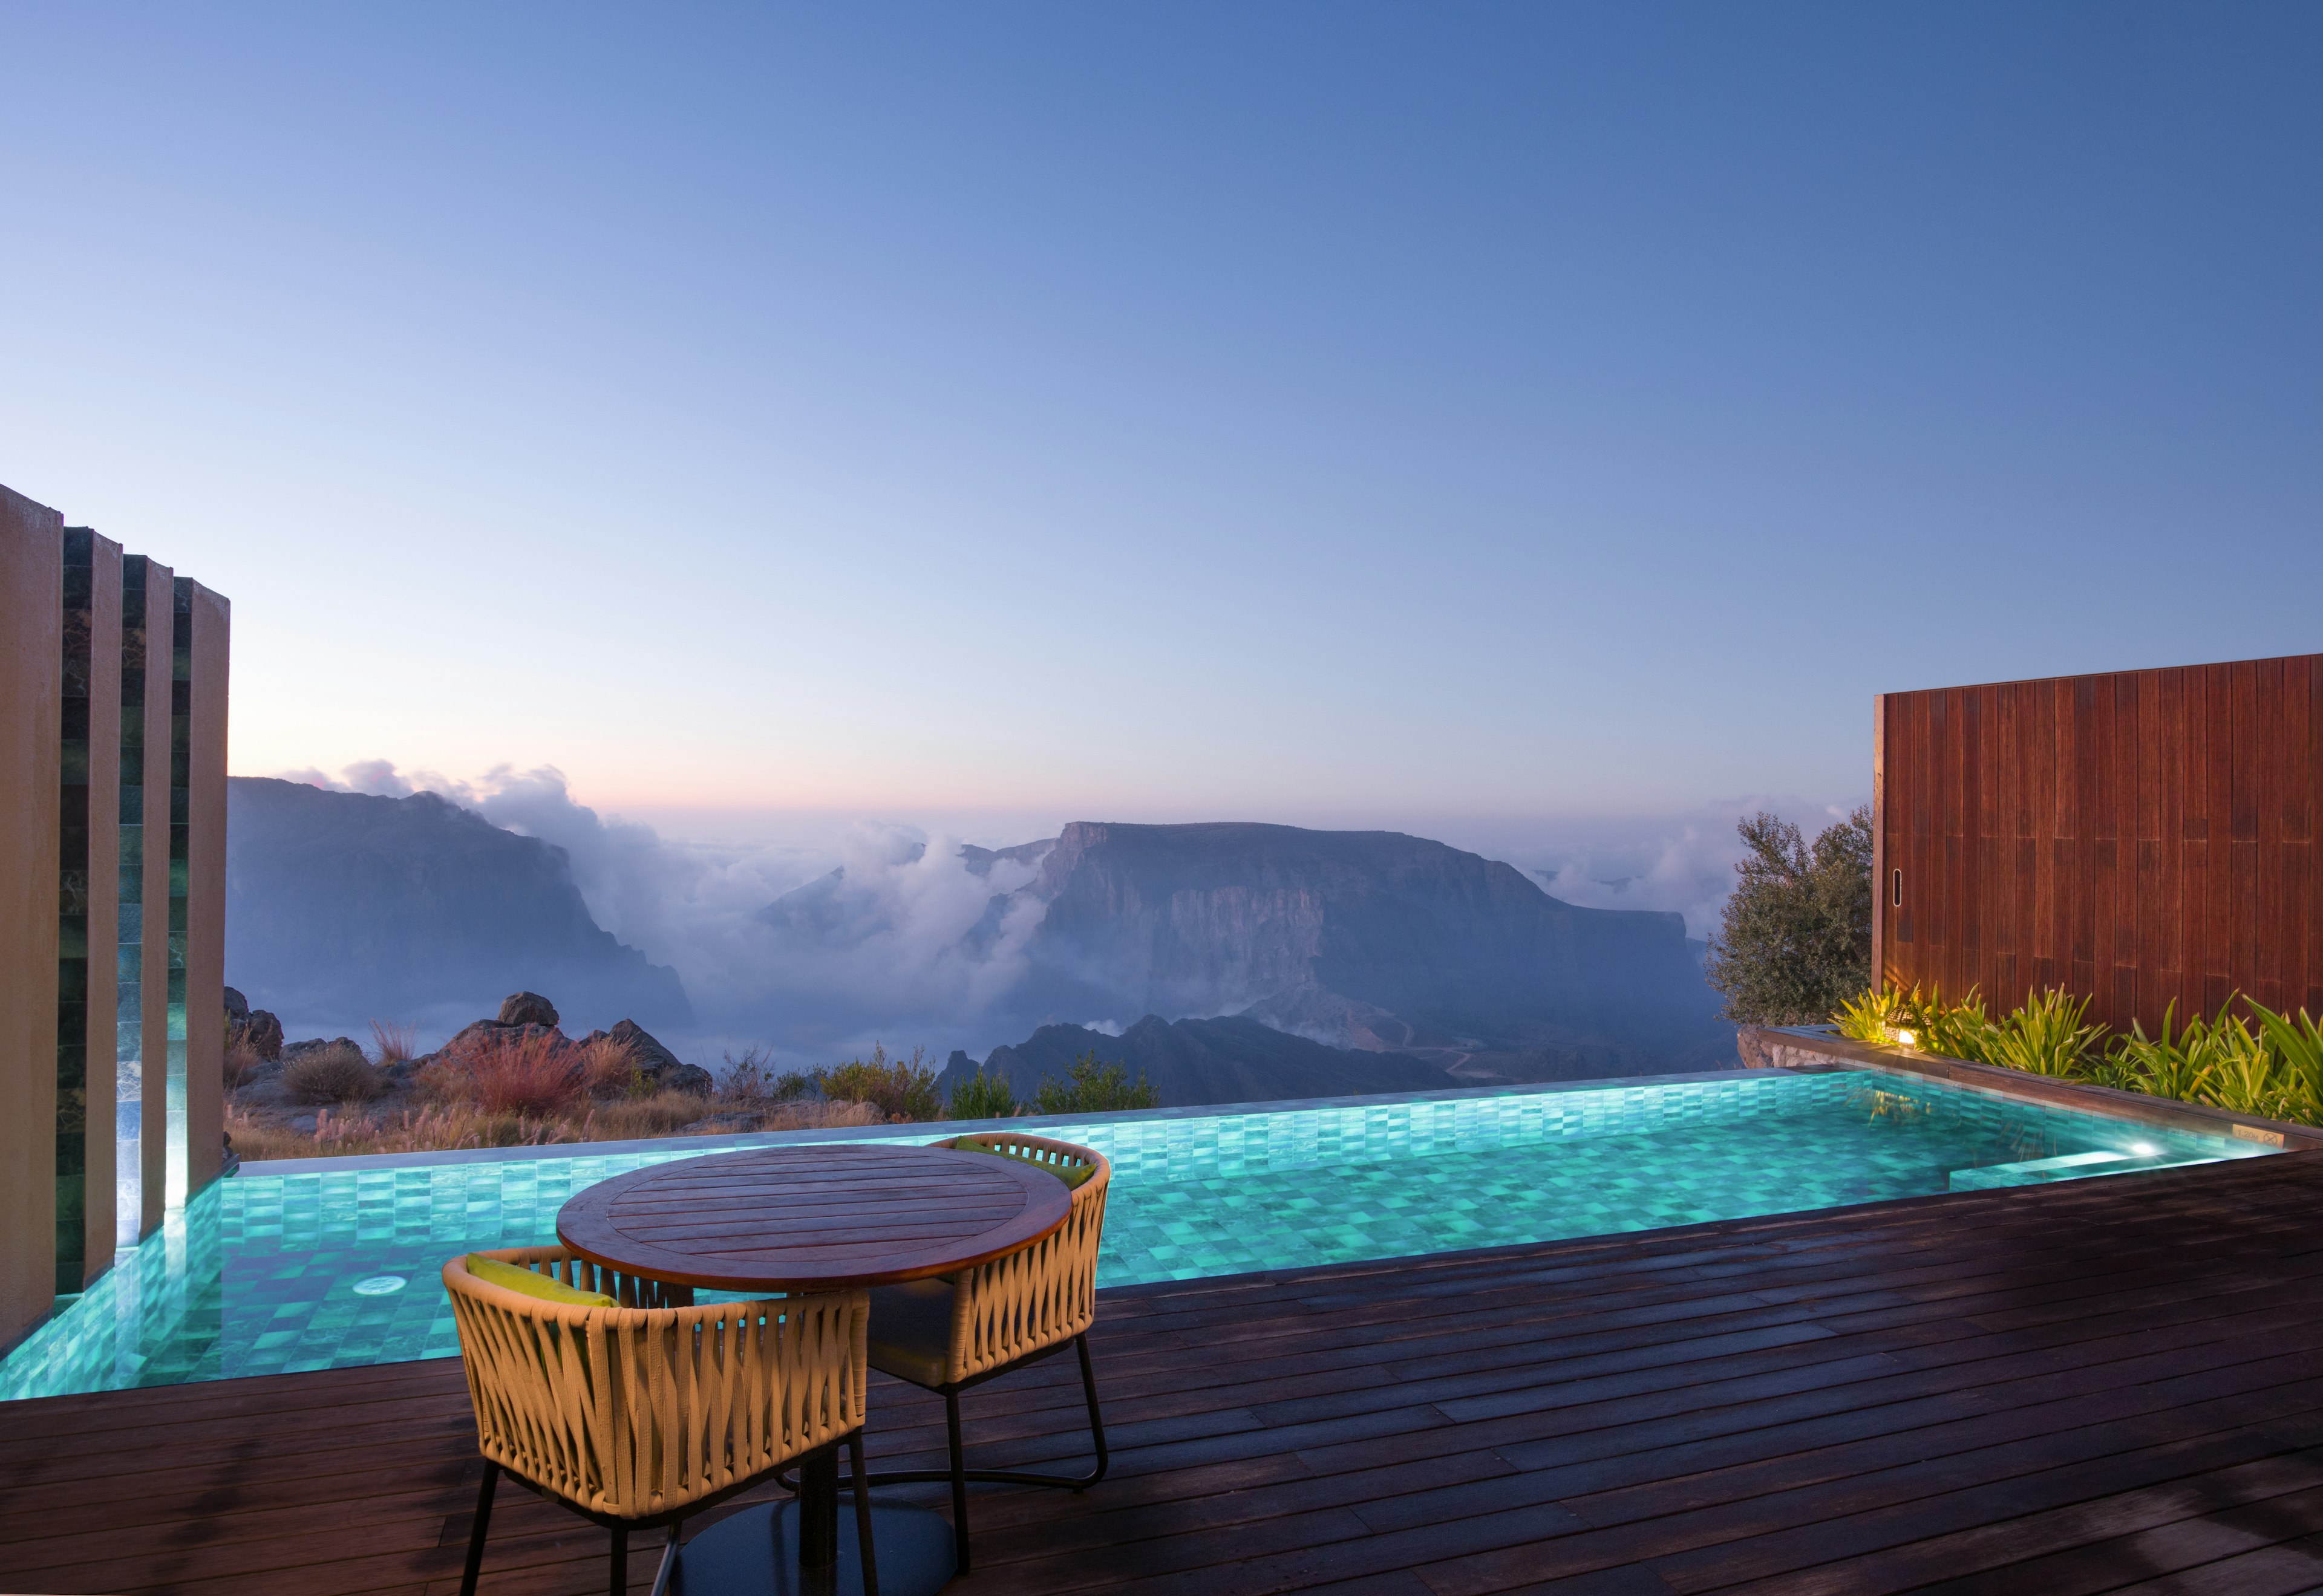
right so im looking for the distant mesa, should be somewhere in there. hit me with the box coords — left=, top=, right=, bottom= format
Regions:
left=226, top=777, right=691, bottom=1035
left=768, top=819, right=1733, bottom=1084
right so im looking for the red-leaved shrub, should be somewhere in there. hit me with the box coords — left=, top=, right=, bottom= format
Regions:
left=445, top=1031, right=587, bottom=1116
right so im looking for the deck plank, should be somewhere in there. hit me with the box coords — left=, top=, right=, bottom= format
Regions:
left=3, top=1151, right=2322, bottom=1594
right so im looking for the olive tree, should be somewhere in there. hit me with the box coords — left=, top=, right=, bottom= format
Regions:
left=1703, top=806, right=1874, bottom=1024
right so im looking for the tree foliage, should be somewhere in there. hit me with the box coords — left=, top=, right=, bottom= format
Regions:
left=947, top=1064, right=1022, bottom=1121
left=1033, top=1051, right=1160, bottom=1115
left=1703, top=806, right=1873, bottom=1024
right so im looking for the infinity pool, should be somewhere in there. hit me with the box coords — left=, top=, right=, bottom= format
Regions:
left=0, top=1068, right=2266, bottom=1401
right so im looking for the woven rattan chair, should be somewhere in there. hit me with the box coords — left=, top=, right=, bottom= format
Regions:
left=852, top=1132, right=1112, bottom=1572
left=443, top=1245, right=878, bottom=1596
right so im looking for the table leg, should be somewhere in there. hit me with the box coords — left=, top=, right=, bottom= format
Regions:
left=797, top=1444, right=840, bottom=1571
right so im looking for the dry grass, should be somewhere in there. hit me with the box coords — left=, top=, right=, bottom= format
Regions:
left=576, top=1035, right=642, bottom=1098
left=369, top=1019, right=419, bottom=1067
left=224, top=1041, right=264, bottom=1090
left=281, top=1044, right=383, bottom=1106
left=226, top=1092, right=888, bottom=1161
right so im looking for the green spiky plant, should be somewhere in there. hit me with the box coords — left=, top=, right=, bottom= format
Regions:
left=2245, top=998, right=2323, bottom=1127
left=1981, top=988, right=2104, bottom=1076
left=2201, top=1005, right=2292, bottom=1120
left=2099, top=1002, right=2219, bottom=1102
left=1832, top=986, right=1907, bottom=1043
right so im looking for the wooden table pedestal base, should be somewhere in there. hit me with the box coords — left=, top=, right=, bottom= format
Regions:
left=668, top=1499, right=956, bottom=1595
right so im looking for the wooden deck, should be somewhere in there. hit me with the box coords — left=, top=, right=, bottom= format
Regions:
left=9, top=1151, right=2323, bottom=1595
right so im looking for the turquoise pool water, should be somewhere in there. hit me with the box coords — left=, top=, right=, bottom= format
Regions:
left=0, top=1069, right=2265, bottom=1401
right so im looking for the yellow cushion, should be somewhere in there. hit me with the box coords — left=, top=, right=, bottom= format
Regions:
left=947, top=1137, right=1095, bottom=1189
left=466, top=1254, right=616, bottom=1308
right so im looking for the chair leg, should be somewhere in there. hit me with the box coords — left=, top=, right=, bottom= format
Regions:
left=647, top=1520, right=682, bottom=1596
left=459, top=1461, right=499, bottom=1596
left=609, top=1523, right=627, bottom=1596
left=1075, top=1333, right=1111, bottom=1488
left=946, top=1388, right=972, bottom=1574
left=857, top=1333, right=1113, bottom=1496
left=848, top=1428, right=880, bottom=1596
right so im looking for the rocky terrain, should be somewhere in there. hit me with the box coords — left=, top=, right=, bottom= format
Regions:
left=226, top=777, right=691, bottom=1037
left=223, top=989, right=727, bottom=1155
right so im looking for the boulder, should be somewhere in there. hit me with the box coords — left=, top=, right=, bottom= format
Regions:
left=224, top=986, right=250, bottom=1024
left=498, top=991, right=560, bottom=1028
left=603, top=1019, right=713, bottom=1095
left=444, top=1019, right=562, bottom=1054
left=283, top=1036, right=365, bottom=1063
left=241, top=1010, right=284, bottom=1062
left=678, top=1111, right=763, bottom=1136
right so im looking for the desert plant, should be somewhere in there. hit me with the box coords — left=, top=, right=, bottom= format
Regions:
left=432, top=1030, right=587, bottom=1116
left=1982, top=988, right=2104, bottom=1077
left=224, top=1040, right=264, bottom=1090
left=281, top=1043, right=382, bottom=1105
left=1705, top=807, right=1874, bottom=1024
left=368, top=1019, right=419, bottom=1067
left=948, top=1065, right=1021, bottom=1121
left=815, top=1044, right=943, bottom=1121
left=1033, top=1051, right=1160, bottom=1115
left=718, top=1046, right=811, bottom=1104
left=575, top=1035, right=643, bottom=1099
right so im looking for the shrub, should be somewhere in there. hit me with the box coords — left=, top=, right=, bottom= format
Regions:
left=575, top=1035, right=643, bottom=1099
left=1033, top=1051, right=1159, bottom=1115
left=436, top=1031, right=587, bottom=1116
left=718, top=1046, right=813, bottom=1104
left=369, top=1019, right=419, bottom=1067
left=948, top=1065, right=1021, bottom=1121
left=224, top=1040, right=264, bottom=1090
left=815, top=1044, right=943, bottom=1121
left=281, top=1043, right=383, bottom=1105
left=1704, top=807, right=1874, bottom=1025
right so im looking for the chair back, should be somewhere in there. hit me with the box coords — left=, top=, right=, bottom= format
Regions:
left=935, top=1133, right=1111, bottom=1383
left=444, top=1245, right=867, bottom=1520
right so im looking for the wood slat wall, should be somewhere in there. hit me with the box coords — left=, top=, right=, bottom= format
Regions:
left=1874, top=654, right=2323, bottom=1036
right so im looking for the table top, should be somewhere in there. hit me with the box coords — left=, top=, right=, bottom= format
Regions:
left=555, top=1142, right=1076, bottom=1292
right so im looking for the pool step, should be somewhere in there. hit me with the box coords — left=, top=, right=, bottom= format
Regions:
left=1947, top=1148, right=2189, bottom=1191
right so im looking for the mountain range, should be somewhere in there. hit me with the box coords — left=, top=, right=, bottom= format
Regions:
left=764, top=820, right=1733, bottom=1084
left=226, top=777, right=690, bottom=1035
left=941, top=1014, right=1456, bottom=1108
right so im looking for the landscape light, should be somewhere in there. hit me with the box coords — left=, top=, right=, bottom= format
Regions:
left=1893, top=1028, right=1918, bottom=1049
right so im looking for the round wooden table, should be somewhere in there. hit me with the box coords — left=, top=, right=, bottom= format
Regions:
left=557, top=1143, right=1074, bottom=1596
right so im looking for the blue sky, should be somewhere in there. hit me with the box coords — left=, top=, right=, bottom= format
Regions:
left=2, top=4, right=2318, bottom=846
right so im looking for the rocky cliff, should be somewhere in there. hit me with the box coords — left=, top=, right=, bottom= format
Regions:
left=226, top=777, right=691, bottom=1035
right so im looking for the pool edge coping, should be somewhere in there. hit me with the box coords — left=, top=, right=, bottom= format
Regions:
left=1746, top=1024, right=2323, bottom=1152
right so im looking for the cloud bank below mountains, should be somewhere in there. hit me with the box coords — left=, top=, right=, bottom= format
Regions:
left=277, top=760, right=1058, bottom=1058
left=274, top=761, right=1858, bottom=1059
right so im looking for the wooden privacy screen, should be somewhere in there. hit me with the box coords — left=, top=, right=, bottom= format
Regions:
left=1874, top=653, right=2323, bottom=1036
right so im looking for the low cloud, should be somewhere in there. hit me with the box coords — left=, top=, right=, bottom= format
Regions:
left=1495, top=798, right=1866, bottom=939
left=278, top=761, right=1057, bottom=1064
